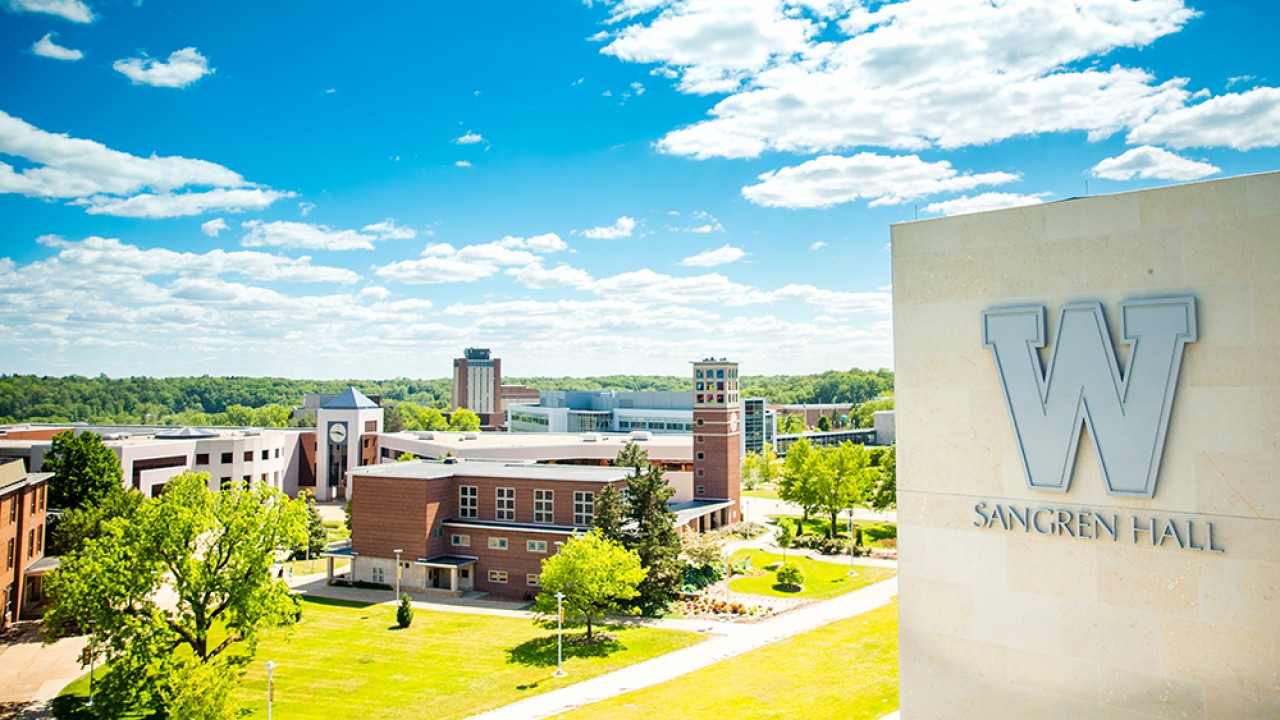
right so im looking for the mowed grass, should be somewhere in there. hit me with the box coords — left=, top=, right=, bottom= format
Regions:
left=232, top=597, right=702, bottom=720
left=729, top=550, right=896, bottom=600
left=57, top=597, right=702, bottom=720
left=768, top=515, right=897, bottom=548
left=553, top=600, right=899, bottom=720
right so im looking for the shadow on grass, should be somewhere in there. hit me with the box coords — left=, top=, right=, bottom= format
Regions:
left=773, top=584, right=803, bottom=593
left=296, top=595, right=377, bottom=610
left=505, top=632, right=623, bottom=667
left=48, top=695, right=158, bottom=720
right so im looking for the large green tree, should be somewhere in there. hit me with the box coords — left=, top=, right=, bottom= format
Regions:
left=777, top=413, right=807, bottom=434
left=778, top=438, right=822, bottom=527
left=44, top=472, right=307, bottom=716
left=448, top=407, right=482, bottom=431
left=612, top=443, right=681, bottom=615
left=868, top=445, right=897, bottom=512
left=42, top=430, right=123, bottom=511
left=534, top=530, right=646, bottom=640
left=51, top=486, right=145, bottom=556
left=816, top=442, right=881, bottom=537
left=592, top=484, right=624, bottom=540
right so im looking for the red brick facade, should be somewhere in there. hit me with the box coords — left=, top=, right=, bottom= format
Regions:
left=1, top=464, right=49, bottom=629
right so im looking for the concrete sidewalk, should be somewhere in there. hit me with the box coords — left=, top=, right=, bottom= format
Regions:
left=466, top=576, right=899, bottom=720
left=0, top=623, right=87, bottom=720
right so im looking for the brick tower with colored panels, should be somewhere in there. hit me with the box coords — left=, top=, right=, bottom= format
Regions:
left=692, top=358, right=741, bottom=527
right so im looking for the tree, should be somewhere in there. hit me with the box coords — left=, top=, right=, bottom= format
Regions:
left=817, top=415, right=832, bottom=432
left=868, top=445, right=897, bottom=512
left=298, top=492, right=327, bottom=558
left=448, top=407, right=481, bottom=431
left=776, top=518, right=795, bottom=562
left=533, top=530, right=646, bottom=640
left=396, top=593, right=414, bottom=628
left=853, top=397, right=894, bottom=429
left=778, top=438, right=821, bottom=529
left=396, top=452, right=420, bottom=462
left=383, top=402, right=405, bottom=432
left=592, top=484, right=624, bottom=541
left=44, top=472, right=307, bottom=716
left=614, top=447, right=682, bottom=616
left=811, top=442, right=872, bottom=537
left=777, top=413, right=806, bottom=434
left=776, top=562, right=804, bottom=590
left=740, top=443, right=780, bottom=490
left=42, top=430, right=123, bottom=511
left=52, top=487, right=144, bottom=556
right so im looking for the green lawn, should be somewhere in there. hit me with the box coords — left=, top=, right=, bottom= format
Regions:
left=729, top=550, right=896, bottom=600
left=741, top=487, right=780, bottom=500
left=553, top=600, right=899, bottom=720
left=767, top=515, right=897, bottom=548
left=56, top=597, right=702, bottom=720
left=281, top=557, right=348, bottom=576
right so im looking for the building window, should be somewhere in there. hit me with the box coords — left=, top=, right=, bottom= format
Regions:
left=460, top=569, right=470, bottom=579
left=243, top=451, right=253, bottom=462
left=242, top=475, right=251, bottom=483
left=38, top=486, right=45, bottom=510
left=5, top=539, right=12, bottom=570
left=696, top=418, right=704, bottom=426
left=261, top=450, right=269, bottom=460
left=573, top=492, right=595, bottom=526
left=696, top=435, right=704, bottom=444
left=365, top=420, right=377, bottom=432
left=195, top=453, right=209, bottom=465
left=459, top=485, right=478, bottom=518
left=27, top=530, right=34, bottom=558
left=488, top=537, right=508, bottom=550
left=496, top=487, right=515, bottom=521
left=372, top=567, right=385, bottom=584
left=527, top=540, right=548, bottom=553
left=35, top=525, right=42, bottom=553
left=697, top=485, right=706, bottom=495
left=274, top=448, right=280, bottom=458
left=488, top=570, right=508, bottom=584
left=696, top=451, right=705, bottom=460
left=451, top=534, right=470, bottom=547
left=260, top=473, right=268, bottom=484
left=8, top=499, right=14, bottom=524
left=534, top=490, right=554, bottom=524
left=696, top=468, right=705, bottom=477
left=527, top=574, right=540, bottom=586
left=220, top=476, right=231, bottom=487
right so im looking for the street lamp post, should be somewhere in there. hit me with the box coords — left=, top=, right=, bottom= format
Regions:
left=848, top=507, right=858, bottom=576
left=393, top=548, right=403, bottom=599
left=85, top=634, right=94, bottom=708
left=553, top=591, right=567, bottom=678
left=264, top=660, right=277, bottom=720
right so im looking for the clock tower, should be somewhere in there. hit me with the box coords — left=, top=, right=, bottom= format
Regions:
left=692, top=358, right=741, bottom=526
left=314, top=387, right=383, bottom=501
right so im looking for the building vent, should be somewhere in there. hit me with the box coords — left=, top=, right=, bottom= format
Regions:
left=462, top=433, right=479, bottom=441
left=629, top=431, right=652, bottom=441
left=417, top=432, right=436, bottom=440
left=582, top=433, right=601, bottom=442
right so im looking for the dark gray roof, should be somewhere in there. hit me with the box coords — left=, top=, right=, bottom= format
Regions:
left=322, top=387, right=379, bottom=410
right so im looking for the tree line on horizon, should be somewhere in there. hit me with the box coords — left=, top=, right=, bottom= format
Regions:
left=0, top=368, right=892, bottom=426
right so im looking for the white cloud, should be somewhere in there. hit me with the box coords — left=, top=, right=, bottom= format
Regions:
left=0, top=110, right=288, bottom=218
left=6, top=0, right=93, bottom=22
left=374, top=234, right=564, bottom=284
left=682, top=244, right=745, bottom=266
left=32, top=32, right=82, bottom=60
left=362, top=219, right=417, bottom=240
left=298, top=201, right=316, bottom=216
left=1090, top=146, right=1219, bottom=181
left=583, top=216, right=637, bottom=239
left=603, top=0, right=1210, bottom=163
left=77, top=188, right=292, bottom=218
left=809, top=241, right=826, bottom=250
left=923, top=192, right=1049, bottom=217
left=742, top=153, right=1018, bottom=208
left=241, top=220, right=378, bottom=251
left=1126, top=87, right=1280, bottom=150
left=506, top=262, right=595, bottom=289
left=454, top=131, right=485, bottom=144
left=113, top=47, right=213, bottom=88
left=455, top=160, right=472, bottom=168
left=769, top=284, right=893, bottom=315
left=201, top=218, right=228, bottom=237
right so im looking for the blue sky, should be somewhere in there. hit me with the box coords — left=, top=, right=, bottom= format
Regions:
left=2, top=0, right=1278, bottom=379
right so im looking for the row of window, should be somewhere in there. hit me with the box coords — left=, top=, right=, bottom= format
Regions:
left=194, top=448, right=282, bottom=466
left=487, top=570, right=539, bottom=586
left=3, top=486, right=46, bottom=526
left=457, top=486, right=596, bottom=525
left=2, top=524, right=42, bottom=571
left=450, top=535, right=550, bottom=553
left=695, top=367, right=737, bottom=379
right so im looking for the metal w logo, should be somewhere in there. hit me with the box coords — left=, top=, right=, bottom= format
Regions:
left=982, top=298, right=1197, bottom=498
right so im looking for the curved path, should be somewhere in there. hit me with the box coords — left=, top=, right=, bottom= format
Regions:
left=465, top=576, right=899, bottom=720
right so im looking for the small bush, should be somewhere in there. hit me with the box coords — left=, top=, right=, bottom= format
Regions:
left=722, top=521, right=768, bottom=539
left=776, top=563, right=804, bottom=589
left=396, top=593, right=414, bottom=628
left=793, top=535, right=850, bottom=555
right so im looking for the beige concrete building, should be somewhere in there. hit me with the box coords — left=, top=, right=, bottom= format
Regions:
left=894, top=172, right=1280, bottom=718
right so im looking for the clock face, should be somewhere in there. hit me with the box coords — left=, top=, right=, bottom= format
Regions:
left=328, top=422, right=348, bottom=445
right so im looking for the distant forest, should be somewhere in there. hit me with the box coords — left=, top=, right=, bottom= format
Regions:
left=0, top=368, right=893, bottom=426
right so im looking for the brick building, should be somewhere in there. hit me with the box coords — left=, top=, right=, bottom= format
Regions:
left=1, top=460, right=51, bottom=629
left=692, top=358, right=741, bottom=527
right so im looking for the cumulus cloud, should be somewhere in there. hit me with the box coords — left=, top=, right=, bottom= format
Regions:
left=374, top=233, right=565, bottom=284
left=0, top=110, right=289, bottom=218
left=241, top=220, right=378, bottom=251
left=455, top=160, right=472, bottom=168
left=32, top=32, right=82, bottom=60
left=113, top=47, right=213, bottom=88
left=6, top=0, right=92, bottom=22
left=742, top=153, right=1018, bottom=208
left=1090, top=146, right=1219, bottom=181
left=454, top=131, right=485, bottom=144
left=583, top=216, right=637, bottom=239
left=1126, top=87, right=1280, bottom=150
left=923, top=192, right=1049, bottom=217
left=362, top=219, right=417, bottom=240
left=681, top=244, right=745, bottom=266
left=809, top=241, right=826, bottom=250
left=506, top=262, right=595, bottom=289
left=201, top=218, right=228, bottom=237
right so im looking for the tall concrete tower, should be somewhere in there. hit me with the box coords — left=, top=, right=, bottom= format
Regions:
left=692, top=357, right=740, bottom=526
left=452, top=347, right=502, bottom=430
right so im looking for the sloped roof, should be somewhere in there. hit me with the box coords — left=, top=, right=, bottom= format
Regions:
left=321, top=387, right=379, bottom=410
left=154, top=426, right=220, bottom=439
